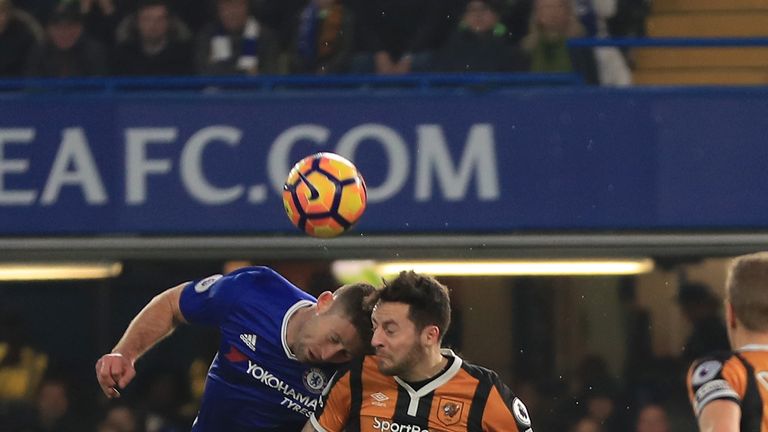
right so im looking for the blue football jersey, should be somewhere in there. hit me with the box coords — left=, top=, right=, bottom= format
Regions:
left=179, top=266, right=337, bottom=431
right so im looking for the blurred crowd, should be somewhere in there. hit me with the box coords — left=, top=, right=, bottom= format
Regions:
left=0, top=0, right=649, bottom=85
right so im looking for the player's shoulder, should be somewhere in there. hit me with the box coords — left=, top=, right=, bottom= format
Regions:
left=219, top=266, right=294, bottom=288
left=360, top=355, right=380, bottom=373
left=459, top=357, right=504, bottom=384
left=185, top=266, right=291, bottom=298
left=691, top=350, right=738, bottom=366
left=689, top=350, right=741, bottom=376
left=688, top=350, right=745, bottom=388
left=225, top=265, right=280, bottom=280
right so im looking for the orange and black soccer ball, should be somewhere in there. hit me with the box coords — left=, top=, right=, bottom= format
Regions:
left=282, top=153, right=367, bottom=238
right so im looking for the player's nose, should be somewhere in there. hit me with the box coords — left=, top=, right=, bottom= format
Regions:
left=320, top=345, right=345, bottom=362
left=371, top=328, right=385, bottom=348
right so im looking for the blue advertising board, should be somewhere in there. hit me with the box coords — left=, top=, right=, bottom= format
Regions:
left=0, top=87, right=767, bottom=235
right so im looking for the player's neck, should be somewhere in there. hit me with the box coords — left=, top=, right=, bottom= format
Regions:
left=732, top=329, right=768, bottom=349
left=285, top=304, right=315, bottom=347
left=401, top=349, right=448, bottom=382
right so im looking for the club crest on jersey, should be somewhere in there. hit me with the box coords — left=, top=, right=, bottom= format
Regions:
left=303, top=368, right=327, bottom=394
left=194, top=274, right=222, bottom=293
left=437, top=398, right=464, bottom=426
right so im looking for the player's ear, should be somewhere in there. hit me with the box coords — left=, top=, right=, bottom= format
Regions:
left=316, top=291, right=335, bottom=314
left=421, top=325, right=441, bottom=347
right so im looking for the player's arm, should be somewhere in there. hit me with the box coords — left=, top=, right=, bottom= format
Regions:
left=480, top=372, right=532, bottom=431
left=687, top=355, right=743, bottom=432
left=95, top=283, right=187, bottom=398
left=697, top=399, right=740, bottom=432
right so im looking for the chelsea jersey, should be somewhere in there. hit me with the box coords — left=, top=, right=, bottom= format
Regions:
left=179, top=266, right=335, bottom=431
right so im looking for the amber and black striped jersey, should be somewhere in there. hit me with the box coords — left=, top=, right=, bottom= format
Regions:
left=309, top=349, right=533, bottom=432
left=687, top=345, right=768, bottom=432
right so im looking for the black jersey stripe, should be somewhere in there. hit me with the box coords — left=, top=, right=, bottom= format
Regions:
left=415, top=390, right=435, bottom=429
left=466, top=374, right=491, bottom=431
left=348, top=358, right=363, bottom=432
left=735, top=353, right=763, bottom=432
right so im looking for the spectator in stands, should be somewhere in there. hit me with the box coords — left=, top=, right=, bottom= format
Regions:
left=73, top=0, right=121, bottom=47
left=137, top=369, right=189, bottom=431
left=112, top=0, right=193, bottom=75
left=346, top=0, right=461, bottom=74
left=254, top=0, right=307, bottom=54
left=31, top=376, right=83, bottom=432
left=606, top=0, right=649, bottom=38
left=0, top=311, right=47, bottom=431
left=291, top=0, right=354, bottom=74
left=195, top=0, right=280, bottom=75
left=677, top=281, right=730, bottom=367
left=573, top=0, right=632, bottom=85
left=522, top=0, right=597, bottom=82
left=433, top=0, right=529, bottom=72
left=25, top=2, right=108, bottom=76
left=635, top=403, right=671, bottom=432
left=582, top=382, right=626, bottom=431
left=96, top=402, right=140, bottom=432
left=568, top=355, right=628, bottom=431
left=0, top=0, right=43, bottom=76
left=570, top=416, right=603, bottom=432
left=0, top=311, right=48, bottom=403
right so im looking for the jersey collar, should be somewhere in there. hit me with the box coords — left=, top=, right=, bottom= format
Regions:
left=281, top=300, right=315, bottom=360
left=738, top=344, right=768, bottom=352
left=394, top=349, right=463, bottom=398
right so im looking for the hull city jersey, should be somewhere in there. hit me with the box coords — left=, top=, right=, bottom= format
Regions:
left=687, top=345, right=768, bottom=432
left=310, top=349, right=533, bottom=432
left=179, top=266, right=336, bottom=432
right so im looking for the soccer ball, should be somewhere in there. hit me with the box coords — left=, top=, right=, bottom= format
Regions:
left=283, top=153, right=367, bottom=238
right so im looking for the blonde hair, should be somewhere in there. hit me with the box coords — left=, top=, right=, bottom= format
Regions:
left=726, top=252, right=768, bottom=331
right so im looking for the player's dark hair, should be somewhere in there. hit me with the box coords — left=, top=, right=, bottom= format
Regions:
left=330, top=282, right=378, bottom=345
left=379, top=271, right=451, bottom=342
left=727, top=252, right=768, bottom=331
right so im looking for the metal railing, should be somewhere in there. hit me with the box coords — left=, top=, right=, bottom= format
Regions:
left=0, top=72, right=583, bottom=94
left=568, top=36, right=768, bottom=48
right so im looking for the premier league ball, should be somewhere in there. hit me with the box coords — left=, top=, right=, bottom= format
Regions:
left=282, top=153, right=367, bottom=238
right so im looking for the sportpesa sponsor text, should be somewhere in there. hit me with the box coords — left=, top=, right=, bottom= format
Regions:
left=372, top=417, right=431, bottom=432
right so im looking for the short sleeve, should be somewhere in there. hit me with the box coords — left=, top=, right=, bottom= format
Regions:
left=687, top=353, right=743, bottom=416
left=179, top=273, right=240, bottom=325
left=310, top=368, right=353, bottom=432
left=481, top=373, right=531, bottom=432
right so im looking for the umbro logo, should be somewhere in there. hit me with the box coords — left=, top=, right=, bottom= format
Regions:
left=370, top=392, right=389, bottom=406
left=240, top=334, right=258, bottom=351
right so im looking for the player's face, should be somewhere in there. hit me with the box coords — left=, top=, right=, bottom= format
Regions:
left=294, top=312, right=361, bottom=364
left=370, top=302, right=425, bottom=376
